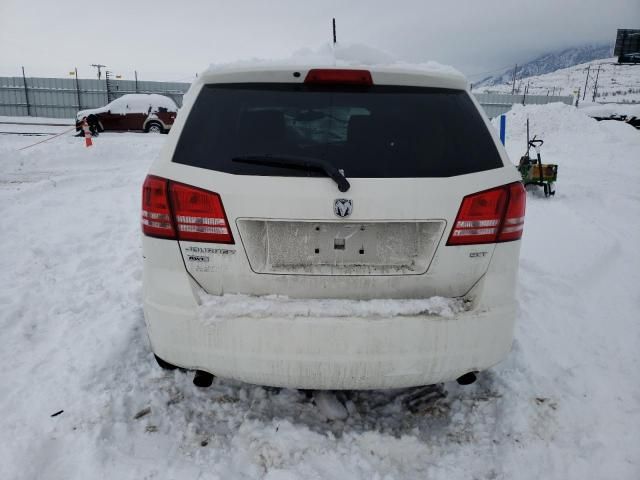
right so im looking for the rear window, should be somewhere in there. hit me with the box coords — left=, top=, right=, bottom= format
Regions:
left=173, top=83, right=502, bottom=177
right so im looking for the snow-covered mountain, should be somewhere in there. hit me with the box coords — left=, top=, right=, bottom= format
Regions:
left=475, top=44, right=613, bottom=88
left=478, top=56, right=640, bottom=104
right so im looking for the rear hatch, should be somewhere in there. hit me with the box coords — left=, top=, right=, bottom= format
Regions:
left=158, top=70, right=518, bottom=299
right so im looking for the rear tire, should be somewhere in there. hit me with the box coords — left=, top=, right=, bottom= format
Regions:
left=146, top=121, right=163, bottom=134
left=154, top=354, right=178, bottom=370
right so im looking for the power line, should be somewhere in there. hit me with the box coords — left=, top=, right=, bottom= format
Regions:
left=591, top=65, right=602, bottom=102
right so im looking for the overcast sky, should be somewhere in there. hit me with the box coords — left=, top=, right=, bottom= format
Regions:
left=1, top=0, right=638, bottom=81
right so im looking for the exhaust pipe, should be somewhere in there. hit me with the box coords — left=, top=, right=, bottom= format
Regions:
left=193, top=370, right=214, bottom=388
left=456, top=372, right=477, bottom=385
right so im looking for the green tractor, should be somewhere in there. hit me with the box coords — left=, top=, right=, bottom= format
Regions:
left=518, top=119, right=558, bottom=197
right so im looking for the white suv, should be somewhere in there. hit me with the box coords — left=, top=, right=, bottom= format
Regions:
left=141, top=65, right=525, bottom=390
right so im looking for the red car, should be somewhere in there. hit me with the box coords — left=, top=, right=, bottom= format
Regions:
left=75, top=94, right=178, bottom=134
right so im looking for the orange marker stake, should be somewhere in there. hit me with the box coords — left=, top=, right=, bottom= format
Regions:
left=82, top=118, right=93, bottom=147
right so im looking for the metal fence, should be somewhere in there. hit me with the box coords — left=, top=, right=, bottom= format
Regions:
left=474, top=92, right=574, bottom=118
left=0, top=75, right=575, bottom=120
left=0, top=76, right=190, bottom=119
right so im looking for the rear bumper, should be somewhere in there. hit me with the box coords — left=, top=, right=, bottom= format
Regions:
left=142, top=238, right=519, bottom=390
left=145, top=297, right=515, bottom=390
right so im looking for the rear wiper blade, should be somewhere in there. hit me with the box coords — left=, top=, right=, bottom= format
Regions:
left=232, top=154, right=350, bottom=192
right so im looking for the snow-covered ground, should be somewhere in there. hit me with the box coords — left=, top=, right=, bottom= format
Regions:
left=480, top=57, right=640, bottom=104
left=579, top=102, right=640, bottom=120
left=0, top=105, right=639, bottom=479
left=0, top=116, right=76, bottom=140
left=0, top=115, right=74, bottom=125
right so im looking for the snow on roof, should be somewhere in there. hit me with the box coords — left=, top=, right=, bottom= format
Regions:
left=115, top=94, right=178, bottom=111
left=76, top=93, right=178, bottom=118
left=201, top=42, right=466, bottom=84
left=178, top=43, right=468, bottom=108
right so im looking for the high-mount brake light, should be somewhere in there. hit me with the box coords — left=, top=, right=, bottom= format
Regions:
left=447, top=182, right=526, bottom=246
left=141, top=175, right=234, bottom=244
left=304, top=69, right=373, bottom=85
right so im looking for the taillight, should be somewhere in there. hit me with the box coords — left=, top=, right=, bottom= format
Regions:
left=142, top=175, right=175, bottom=238
left=304, top=69, right=373, bottom=85
left=141, top=175, right=234, bottom=244
left=447, top=182, right=526, bottom=245
left=497, top=183, right=526, bottom=242
left=169, top=182, right=234, bottom=243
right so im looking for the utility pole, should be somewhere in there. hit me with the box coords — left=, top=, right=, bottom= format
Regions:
left=74, top=67, right=81, bottom=110
left=575, top=87, right=581, bottom=107
left=134, top=70, right=139, bottom=93
left=511, top=64, right=518, bottom=94
left=21, top=66, right=31, bottom=116
left=522, top=81, right=530, bottom=105
left=90, top=64, right=106, bottom=80
left=591, top=65, right=601, bottom=102
left=582, top=65, right=591, bottom=101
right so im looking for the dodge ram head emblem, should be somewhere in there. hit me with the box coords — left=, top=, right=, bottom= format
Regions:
left=334, top=199, right=353, bottom=218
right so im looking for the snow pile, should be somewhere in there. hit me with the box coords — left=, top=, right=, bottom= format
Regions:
left=579, top=102, right=640, bottom=128
left=197, top=292, right=466, bottom=323
left=579, top=102, right=640, bottom=118
left=290, top=42, right=396, bottom=66
left=495, top=102, right=605, bottom=149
